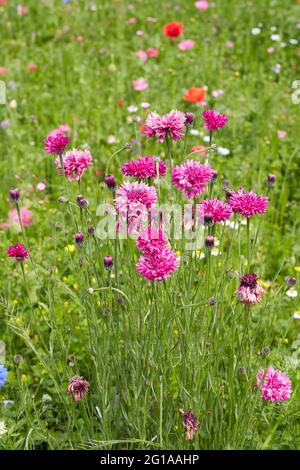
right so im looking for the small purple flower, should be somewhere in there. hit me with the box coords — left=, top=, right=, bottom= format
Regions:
left=180, top=409, right=199, bottom=440
left=9, top=188, right=20, bottom=202
left=74, top=232, right=84, bottom=244
left=104, top=256, right=113, bottom=270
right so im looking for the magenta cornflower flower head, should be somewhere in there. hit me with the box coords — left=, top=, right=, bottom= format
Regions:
left=136, top=227, right=167, bottom=255
left=45, top=132, right=70, bottom=155
left=144, top=110, right=186, bottom=142
left=122, top=156, right=166, bottom=179
left=229, top=189, right=268, bottom=218
left=104, top=174, right=117, bottom=191
left=55, top=149, right=93, bottom=181
left=172, top=160, right=214, bottom=199
left=136, top=246, right=179, bottom=282
left=104, top=256, right=113, bottom=270
left=7, top=243, right=29, bottom=261
left=203, top=109, right=228, bottom=132
left=9, top=188, right=20, bottom=202
left=115, top=181, right=157, bottom=216
left=66, top=375, right=89, bottom=401
left=74, top=232, right=84, bottom=244
left=200, top=198, right=233, bottom=223
left=235, top=272, right=265, bottom=305
left=179, top=409, right=199, bottom=441
left=256, top=368, right=291, bottom=402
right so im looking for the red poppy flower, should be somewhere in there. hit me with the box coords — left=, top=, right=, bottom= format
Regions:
left=182, top=87, right=206, bottom=104
left=163, top=22, right=184, bottom=38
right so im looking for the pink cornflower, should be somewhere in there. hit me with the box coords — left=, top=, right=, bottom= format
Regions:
left=132, top=78, right=148, bottom=91
left=55, top=149, right=93, bottom=181
left=195, top=1, right=209, bottom=11
left=235, top=273, right=265, bottom=305
left=277, top=130, right=286, bottom=139
left=147, top=48, right=159, bottom=57
left=122, top=156, right=166, bottom=179
left=203, top=109, right=228, bottom=132
left=7, top=243, right=29, bottom=261
left=45, top=132, right=70, bottom=155
left=200, top=198, right=233, bottom=223
left=136, top=246, right=179, bottom=281
left=136, top=227, right=167, bottom=255
left=180, top=409, right=199, bottom=440
left=256, top=368, right=291, bottom=402
left=172, top=160, right=214, bottom=199
left=136, top=50, right=148, bottom=63
left=2, top=208, right=33, bottom=229
left=178, top=40, right=195, bottom=50
left=144, top=110, right=186, bottom=142
left=66, top=376, right=89, bottom=401
left=229, top=189, right=268, bottom=218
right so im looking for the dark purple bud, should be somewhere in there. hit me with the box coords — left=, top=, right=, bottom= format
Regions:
left=74, top=232, right=84, bottom=244
left=211, top=170, right=218, bottom=182
left=238, top=367, right=246, bottom=374
left=285, top=276, right=296, bottom=287
left=58, top=196, right=68, bottom=204
left=205, top=236, right=215, bottom=250
left=76, top=194, right=89, bottom=208
left=262, top=347, right=270, bottom=356
left=104, top=174, right=116, bottom=191
left=9, top=188, right=20, bottom=202
left=221, top=179, right=230, bottom=190
left=240, top=273, right=258, bottom=288
left=209, top=297, right=216, bottom=306
left=14, top=354, right=23, bottom=364
left=185, top=112, right=194, bottom=126
left=204, top=213, right=214, bottom=226
left=267, top=174, right=276, bottom=187
left=88, top=225, right=95, bottom=234
left=104, top=256, right=113, bottom=270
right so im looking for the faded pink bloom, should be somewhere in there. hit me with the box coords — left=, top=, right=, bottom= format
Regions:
left=178, top=40, right=195, bottom=51
left=58, top=124, right=71, bottom=134
left=180, top=409, right=199, bottom=440
left=172, top=160, right=214, bottom=199
left=256, top=368, right=291, bottom=402
left=17, top=5, right=28, bottom=15
left=136, top=50, right=148, bottom=63
left=195, top=1, right=209, bottom=11
left=55, top=149, right=93, bottom=181
left=6, top=208, right=32, bottom=229
left=144, top=110, right=186, bottom=142
left=277, top=130, right=286, bottom=139
left=36, top=182, right=46, bottom=191
left=229, top=189, right=268, bottom=218
left=136, top=227, right=167, bottom=255
left=0, top=67, right=9, bottom=75
left=267, top=47, right=275, bottom=53
left=226, top=40, right=234, bottom=49
left=76, top=35, right=84, bottom=43
left=235, top=273, right=265, bottom=305
left=136, top=246, right=179, bottom=281
left=45, top=132, right=70, bottom=155
left=7, top=242, right=29, bottom=261
left=128, top=17, right=137, bottom=24
left=203, top=109, right=228, bottom=131
left=27, top=63, right=37, bottom=72
left=212, top=89, right=224, bottom=98
left=200, top=198, right=232, bottom=223
left=147, top=48, right=159, bottom=57
left=132, top=78, right=148, bottom=91
left=66, top=376, right=89, bottom=401
left=122, top=156, right=166, bottom=179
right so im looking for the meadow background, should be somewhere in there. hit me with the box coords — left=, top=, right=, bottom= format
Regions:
left=0, top=0, right=300, bottom=450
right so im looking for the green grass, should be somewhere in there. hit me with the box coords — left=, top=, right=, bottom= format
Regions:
left=0, top=0, right=300, bottom=450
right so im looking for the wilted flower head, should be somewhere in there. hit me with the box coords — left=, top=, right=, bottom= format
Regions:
left=136, top=227, right=167, bottom=255
left=122, top=156, right=166, bottom=179
left=144, top=110, right=186, bottom=142
left=285, top=276, right=297, bottom=287
left=136, top=246, right=179, bottom=281
left=45, top=132, right=70, bottom=155
left=0, top=365, right=8, bottom=387
left=203, top=109, right=228, bottom=132
left=7, top=243, right=29, bottom=261
left=256, top=368, right=291, bottom=402
left=104, top=174, right=117, bottom=191
left=235, top=272, right=265, bottom=305
left=200, top=198, right=232, bottom=223
left=66, top=375, right=89, bottom=401
left=229, top=189, right=268, bottom=218
left=172, top=160, right=214, bottom=199
left=180, top=409, right=199, bottom=440
left=55, top=149, right=93, bottom=181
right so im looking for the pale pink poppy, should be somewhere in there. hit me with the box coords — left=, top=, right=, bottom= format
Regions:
left=0, top=67, right=9, bottom=75
left=27, top=63, right=37, bottom=72
left=17, top=5, right=28, bottom=15
left=128, top=17, right=136, bottom=24
left=178, top=40, right=195, bottom=51
left=136, top=50, right=148, bottom=63
left=132, top=78, right=148, bottom=91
